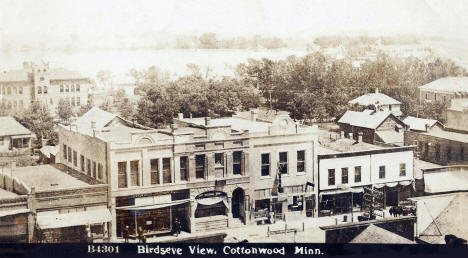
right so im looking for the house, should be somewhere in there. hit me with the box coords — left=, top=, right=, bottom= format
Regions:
left=318, top=136, right=415, bottom=217
left=0, top=61, right=91, bottom=115
left=57, top=107, right=319, bottom=241
left=419, top=77, right=468, bottom=104
left=446, top=98, right=468, bottom=131
left=402, top=116, right=440, bottom=132
left=0, top=164, right=110, bottom=243
left=0, top=117, right=34, bottom=152
left=348, top=88, right=402, bottom=116
left=337, top=109, right=407, bottom=146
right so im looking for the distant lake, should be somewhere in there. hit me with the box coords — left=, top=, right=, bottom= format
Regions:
left=0, top=48, right=310, bottom=80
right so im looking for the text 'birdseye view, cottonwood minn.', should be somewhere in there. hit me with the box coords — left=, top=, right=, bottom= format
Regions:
left=0, top=0, right=467, bottom=247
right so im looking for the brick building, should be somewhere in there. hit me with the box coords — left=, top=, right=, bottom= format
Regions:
left=0, top=62, right=91, bottom=115
left=419, top=77, right=468, bottom=104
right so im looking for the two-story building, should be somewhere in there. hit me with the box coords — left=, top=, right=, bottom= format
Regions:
left=419, top=77, right=468, bottom=104
left=318, top=135, right=415, bottom=217
left=349, top=88, right=403, bottom=117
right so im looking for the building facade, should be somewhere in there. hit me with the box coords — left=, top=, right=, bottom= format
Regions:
left=0, top=62, right=90, bottom=115
left=419, top=77, right=468, bottom=104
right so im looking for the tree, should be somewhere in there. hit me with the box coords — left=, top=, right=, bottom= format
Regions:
left=117, top=98, right=135, bottom=121
left=136, top=87, right=178, bottom=128
left=57, top=99, right=74, bottom=124
left=96, top=70, right=113, bottom=89
left=15, top=102, right=58, bottom=147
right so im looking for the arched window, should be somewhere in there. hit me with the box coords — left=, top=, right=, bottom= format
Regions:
left=71, top=84, right=75, bottom=92
left=60, top=85, right=64, bottom=92
left=43, top=86, right=48, bottom=94
left=76, top=84, right=80, bottom=92
left=38, top=86, right=42, bottom=94
left=7, top=87, right=11, bottom=95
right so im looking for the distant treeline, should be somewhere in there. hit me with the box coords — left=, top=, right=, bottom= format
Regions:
left=174, top=33, right=287, bottom=50
left=313, top=35, right=424, bottom=49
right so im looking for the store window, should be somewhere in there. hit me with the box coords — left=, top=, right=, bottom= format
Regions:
left=150, top=159, right=159, bottom=185
left=328, top=169, right=335, bottom=185
left=118, top=161, right=128, bottom=188
left=279, top=152, right=288, bottom=174
left=297, top=150, right=305, bottom=173
left=261, top=153, right=270, bottom=176
left=180, top=156, right=188, bottom=181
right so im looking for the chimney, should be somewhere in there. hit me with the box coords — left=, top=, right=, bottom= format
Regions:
left=358, top=132, right=363, bottom=143
left=205, top=117, right=211, bottom=126
left=41, top=138, right=48, bottom=147
left=189, top=113, right=193, bottom=118
left=250, top=110, right=258, bottom=122
left=178, top=113, right=184, bottom=120
left=170, top=123, right=178, bottom=131
left=375, top=88, right=379, bottom=94
left=340, top=131, right=345, bottom=139
left=425, top=123, right=430, bottom=132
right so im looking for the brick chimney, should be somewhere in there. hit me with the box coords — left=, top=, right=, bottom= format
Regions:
left=205, top=117, right=211, bottom=126
left=250, top=110, right=258, bottom=122
left=375, top=88, right=379, bottom=94
left=178, top=113, right=184, bottom=120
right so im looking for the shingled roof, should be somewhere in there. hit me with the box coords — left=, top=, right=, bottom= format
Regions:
left=0, top=117, right=33, bottom=137
left=338, top=110, right=400, bottom=129
left=349, top=92, right=401, bottom=106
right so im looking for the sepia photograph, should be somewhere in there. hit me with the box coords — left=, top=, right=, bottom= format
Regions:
left=0, top=0, right=467, bottom=257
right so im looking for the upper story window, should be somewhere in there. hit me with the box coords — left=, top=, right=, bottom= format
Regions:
left=279, top=152, right=288, bottom=174
left=118, top=161, right=128, bottom=188
left=19, top=87, right=23, bottom=94
left=130, top=160, right=139, bottom=186
left=87, top=158, right=92, bottom=176
left=92, top=161, right=97, bottom=178
left=379, top=165, right=386, bottom=179
left=150, top=159, right=160, bottom=185
left=180, top=156, right=188, bottom=181
left=399, top=163, right=406, bottom=177
left=67, top=146, right=72, bottom=162
left=76, top=84, right=80, bottom=92
left=7, top=87, right=11, bottom=95
left=297, top=150, right=305, bottom=173
left=162, top=158, right=171, bottom=184
left=328, top=169, right=335, bottom=186
left=341, top=167, right=348, bottom=184
left=80, top=155, right=85, bottom=172
left=37, top=86, right=42, bottom=94
left=98, top=164, right=103, bottom=180
left=233, top=151, right=242, bottom=175
left=214, top=153, right=225, bottom=178
left=43, top=86, right=48, bottom=94
left=71, top=84, right=75, bottom=92
left=73, top=151, right=77, bottom=167
left=63, top=144, right=67, bottom=159
left=195, top=155, right=205, bottom=179
left=354, top=166, right=361, bottom=182
left=66, top=85, right=69, bottom=92
left=60, top=85, right=64, bottom=92
left=261, top=153, right=270, bottom=177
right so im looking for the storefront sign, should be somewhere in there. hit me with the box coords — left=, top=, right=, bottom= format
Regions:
left=135, top=194, right=171, bottom=206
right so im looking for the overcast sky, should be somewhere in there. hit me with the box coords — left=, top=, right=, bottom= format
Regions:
left=1, top=0, right=467, bottom=48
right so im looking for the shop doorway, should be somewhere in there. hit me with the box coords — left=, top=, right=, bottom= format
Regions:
left=231, top=188, right=245, bottom=220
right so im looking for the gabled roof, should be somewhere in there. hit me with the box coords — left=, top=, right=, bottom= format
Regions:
left=39, top=145, right=59, bottom=158
left=350, top=224, right=414, bottom=244
left=234, top=108, right=289, bottom=123
left=419, top=77, right=468, bottom=93
left=349, top=93, right=401, bottom=106
left=75, top=107, right=117, bottom=131
left=338, top=110, right=401, bottom=129
left=0, top=117, right=33, bottom=137
left=375, top=130, right=404, bottom=145
left=403, top=116, right=439, bottom=131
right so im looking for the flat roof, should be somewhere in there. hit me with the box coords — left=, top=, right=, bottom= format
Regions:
left=181, top=117, right=271, bottom=133
left=9, top=165, right=88, bottom=191
left=319, top=138, right=384, bottom=153
left=0, top=188, right=18, bottom=198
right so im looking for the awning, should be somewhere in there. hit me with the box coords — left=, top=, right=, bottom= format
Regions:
left=399, top=180, right=413, bottom=186
left=424, top=171, right=468, bottom=194
left=196, top=197, right=228, bottom=207
left=320, top=187, right=364, bottom=196
left=118, top=199, right=189, bottom=211
left=0, top=208, right=30, bottom=217
left=374, top=181, right=413, bottom=188
left=11, top=135, right=31, bottom=139
left=36, top=209, right=112, bottom=230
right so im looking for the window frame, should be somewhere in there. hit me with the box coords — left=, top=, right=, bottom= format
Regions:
left=328, top=169, right=335, bottom=186
left=162, top=157, right=172, bottom=184
left=180, top=156, right=188, bottom=181
left=399, top=163, right=406, bottom=177
left=296, top=150, right=305, bottom=173
left=118, top=161, right=128, bottom=188
left=354, top=166, right=362, bottom=183
left=150, top=159, right=160, bottom=185
left=279, top=152, right=288, bottom=174
left=341, top=167, right=348, bottom=184
left=232, top=151, right=242, bottom=175
left=379, top=165, right=386, bottom=179
left=195, top=155, right=205, bottom=179
left=261, top=153, right=271, bottom=177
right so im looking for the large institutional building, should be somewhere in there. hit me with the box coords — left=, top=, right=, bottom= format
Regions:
left=0, top=62, right=90, bottom=114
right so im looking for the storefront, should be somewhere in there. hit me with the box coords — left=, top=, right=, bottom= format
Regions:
left=319, top=188, right=364, bottom=217
left=194, top=191, right=229, bottom=218
left=35, top=208, right=112, bottom=243
left=374, top=180, right=414, bottom=207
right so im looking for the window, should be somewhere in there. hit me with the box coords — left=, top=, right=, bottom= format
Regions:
left=435, top=144, right=440, bottom=161
left=98, top=164, right=103, bottom=179
left=50, top=98, right=53, bottom=104
left=195, top=155, right=205, bottom=179
left=71, top=97, right=75, bottom=106
left=150, top=159, right=159, bottom=184
left=67, top=147, right=72, bottom=162
left=162, top=158, right=171, bottom=184
left=379, top=166, right=386, bottom=179
left=447, top=146, right=452, bottom=161
left=444, top=96, right=446, bottom=102
left=43, top=86, right=48, bottom=94
left=7, top=87, right=11, bottom=95
left=71, top=84, right=75, bottom=92
left=73, top=150, right=77, bottom=167
left=66, top=85, right=69, bottom=92
left=297, top=150, right=305, bottom=173
left=40, top=77, right=44, bottom=81
left=399, top=163, right=406, bottom=177
left=180, top=156, right=188, bottom=181
left=19, top=87, right=23, bottom=94
left=76, top=97, right=80, bottom=106
left=37, top=86, right=42, bottom=94
left=328, top=169, right=335, bottom=186
left=130, top=160, right=139, bottom=186
left=80, top=155, right=85, bottom=172
left=214, top=153, right=224, bottom=178
left=261, top=153, right=270, bottom=176
left=63, top=144, right=67, bottom=159
left=76, top=84, right=80, bottom=92
left=354, top=166, right=361, bottom=183
left=461, top=147, right=465, bottom=161
left=233, top=151, right=242, bottom=175
left=279, top=152, right=288, bottom=174
left=60, top=85, right=64, bottom=92
left=118, top=162, right=127, bottom=188
left=341, top=167, right=348, bottom=184
left=87, top=159, right=91, bottom=176
left=92, top=161, right=97, bottom=178
left=425, top=93, right=428, bottom=100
